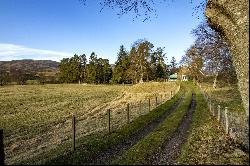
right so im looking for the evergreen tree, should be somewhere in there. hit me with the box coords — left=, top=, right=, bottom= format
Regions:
left=59, top=58, right=71, bottom=83
left=97, top=58, right=112, bottom=83
left=126, top=47, right=138, bottom=84
left=70, top=54, right=81, bottom=83
left=79, top=54, right=87, bottom=83
left=112, top=45, right=130, bottom=84
left=59, top=54, right=81, bottom=83
left=150, top=47, right=167, bottom=81
left=87, top=52, right=98, bottom=83
left=169, top=56, right=178, bottom=75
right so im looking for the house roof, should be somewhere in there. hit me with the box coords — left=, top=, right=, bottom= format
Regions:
left=169, top=73, right=178, bottom=79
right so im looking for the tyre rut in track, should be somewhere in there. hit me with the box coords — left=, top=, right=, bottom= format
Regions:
left=87, top=95, right=185, bottom=165
left=150, top=92, right=196, bottom=165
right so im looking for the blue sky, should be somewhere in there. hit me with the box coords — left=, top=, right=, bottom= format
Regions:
left=0, top=0, right=205, bottom=64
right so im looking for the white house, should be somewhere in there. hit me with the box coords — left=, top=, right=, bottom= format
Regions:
left=181, top=74, right=188, bottom=81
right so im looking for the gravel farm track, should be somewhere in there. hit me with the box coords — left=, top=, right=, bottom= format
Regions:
left=150, top=92, right=196, bottom=165
left=86, top=92, right=197, bottom=165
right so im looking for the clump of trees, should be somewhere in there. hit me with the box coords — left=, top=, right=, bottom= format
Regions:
left=59, top=39, right=177, bottom=84
left=112, top=39, right=177, bottom=84
left=180, top=22, right=237, bottom=88
left=59, top=53, right=112, bottom=84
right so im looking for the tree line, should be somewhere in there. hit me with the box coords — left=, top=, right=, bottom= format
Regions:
left=59, top=39, right=178, bottom=84
left=0, top=39, right=178, bottom=86
left=59, top=53, right=112, bottom=84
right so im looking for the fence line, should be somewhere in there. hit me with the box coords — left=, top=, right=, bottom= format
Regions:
left=196, top=82, right=249, bottom=151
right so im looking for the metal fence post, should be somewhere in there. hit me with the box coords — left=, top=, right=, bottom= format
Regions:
left=171, top=91, right=173, bottom=98
left=0, top=129, right=4, bottom=166
left=225, top=107, right=229, bottom=134
left=156, top=96, right=158, bottom=106
left=217, top=105, right=221, bottom=122
left=161, top=95, right=163, bottom=104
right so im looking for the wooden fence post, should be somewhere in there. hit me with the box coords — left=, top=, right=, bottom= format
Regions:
left=148, top=98, right=151, bottom=112
left=108, top=109, right=111, bottom=133
left=72, top=115, right=76, bottom=151
left=127, top=103, right=130, bottom=124
left=171, top=91, right=173, bottom=98
left=0, top=129, right=4, bottom=166
left=225, top=107, right=229, bottom=134
left=217, top=105, right=221, bottom=122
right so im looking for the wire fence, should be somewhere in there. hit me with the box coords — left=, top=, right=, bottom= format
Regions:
left=196, top=82, right=249, bottom=151
left=1, top=84, right=181, bottom=165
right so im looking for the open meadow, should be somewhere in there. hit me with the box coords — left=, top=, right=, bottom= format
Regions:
left=0, top=82, right=179, bottom=164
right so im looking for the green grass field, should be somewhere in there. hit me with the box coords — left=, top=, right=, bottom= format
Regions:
left=0, top=82, right=179, bottom=164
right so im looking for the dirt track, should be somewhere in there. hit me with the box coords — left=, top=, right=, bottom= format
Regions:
left=87, top=95, right=185, bottom=165
left=149, top=92, right=196, bottom=165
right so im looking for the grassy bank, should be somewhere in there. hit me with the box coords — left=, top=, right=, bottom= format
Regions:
left=112, top=83, right=193, bottom=165
left=199, top=82, right=245, bottom=113
left=18, top=83, right=183, bottom=164
left=177, top=84, right=249, bottom=165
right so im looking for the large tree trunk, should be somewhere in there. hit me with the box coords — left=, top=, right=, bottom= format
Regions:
left=206, top=0, right=249, bottom=117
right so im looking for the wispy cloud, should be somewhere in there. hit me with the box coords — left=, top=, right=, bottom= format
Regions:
left=0, top=43, right=73, bottom=61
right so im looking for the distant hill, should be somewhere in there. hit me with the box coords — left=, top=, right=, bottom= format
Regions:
left=0, top=59, right=59, bottom=72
